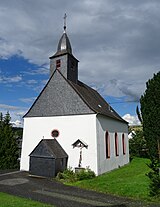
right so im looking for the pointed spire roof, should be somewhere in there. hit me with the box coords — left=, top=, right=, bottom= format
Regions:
left=50, top=14, right=72, bottom=58
left=57, top=32, right=72, bottom=54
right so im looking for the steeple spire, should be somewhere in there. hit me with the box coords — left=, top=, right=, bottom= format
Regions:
left=50, top=15, right=79, bottom=83
left=63, top=13, right=67, bottom=33
left=51, top=14, right=72, bottom=55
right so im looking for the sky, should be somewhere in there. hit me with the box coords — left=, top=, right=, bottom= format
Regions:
left=0, top=0, right=160, bottom=127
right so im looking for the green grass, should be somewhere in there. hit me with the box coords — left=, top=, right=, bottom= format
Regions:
left=0, top=192, right=54, bottom=207
left=68, top=157, right=160, bottom=203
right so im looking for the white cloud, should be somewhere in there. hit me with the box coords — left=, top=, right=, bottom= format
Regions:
left=122, top=114, right=140, bottom=126
left=0, top=104, right=20, bottom=110
left=0, top=0, right=160, bottom=103
left=0, top=75, right=22, bottom=83
left=11, top=120, right=23, bottom=128
left=19, top=97, right=36, bottom=103
left=24, top=67, right=49, bottom=76
left=26, top=80, right=38, bottom=84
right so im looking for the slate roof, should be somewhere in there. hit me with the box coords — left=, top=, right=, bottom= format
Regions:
left=68, top=78, right=126, bottom=123
left=24, top=69, right=94, bottom=117
left=30, top=139, right=68, bottom=159
left=24, top=69, right=127, bottom=123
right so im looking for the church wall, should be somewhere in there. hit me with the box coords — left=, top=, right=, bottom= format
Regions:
left=20, top=114, right=98, bottom=174
left=96, top=115, right=129, bottom=175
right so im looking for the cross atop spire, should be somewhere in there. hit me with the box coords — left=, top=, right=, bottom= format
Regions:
left=63, top=13, right=67, bottom=33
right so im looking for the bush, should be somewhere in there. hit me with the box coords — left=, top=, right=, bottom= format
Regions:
left=56, top=167, right=76, bottom=182
left=76, top=167, right=96, bottom=181
left=56, top=167, right=95, bottom=183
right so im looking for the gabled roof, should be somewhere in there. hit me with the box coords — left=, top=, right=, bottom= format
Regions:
left=24, top=69, right=127, bottom=123
left=24, top=69, right=94, bottom=117
left=29, top=139, right=68, bottom=159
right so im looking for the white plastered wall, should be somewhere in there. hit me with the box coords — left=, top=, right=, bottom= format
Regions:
left=96, top=115, right=129, bottom=175
left=20, top=114, right=98, bottom=174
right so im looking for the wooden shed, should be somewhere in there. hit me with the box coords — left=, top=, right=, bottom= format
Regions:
left=29, top=139, right=68, bottom=177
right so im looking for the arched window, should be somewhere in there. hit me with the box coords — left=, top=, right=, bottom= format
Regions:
left=122, top=133, right=126, bottom=155
left=115, top=132, right=119, bottom=156
left=105, top=131, right=110, bottom=159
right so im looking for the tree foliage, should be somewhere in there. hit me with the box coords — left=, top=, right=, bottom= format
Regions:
left=0, top=112, right=19, bottom=169
left=140, top=72, right=160, bottom=160
left=140, top=72, right=160, bottom=197
left=147, top=159, right=160, bottom=197
left=129, top=129, right=148, bottom=158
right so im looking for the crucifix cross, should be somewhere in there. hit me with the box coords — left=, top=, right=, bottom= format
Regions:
left=63, top=13, right=67, bottom=32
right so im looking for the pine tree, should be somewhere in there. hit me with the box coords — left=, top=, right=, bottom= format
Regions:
left=0, top=112, right=19, bottom=169
left=140, top=72, right=160, bottom=197
left=140, top=72, right=160, bottom=160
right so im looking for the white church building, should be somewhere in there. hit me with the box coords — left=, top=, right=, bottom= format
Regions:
left=20, top=21, right=129, bottom=176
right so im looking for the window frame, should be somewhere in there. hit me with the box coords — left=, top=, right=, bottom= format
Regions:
left=56, top=59, right=61, bottom=69
left=105, top=131, right=110, bottom=159
left=115, top=132, right=119, bottom=156
left=122, top=133, right=126, bottom=155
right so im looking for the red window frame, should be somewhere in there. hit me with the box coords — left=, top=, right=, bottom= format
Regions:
left=122, top=133, right=126, bottom=155
left=56, top=59, right=61, bottom=69
left=105, top=131, right=110, bottom=159
left=115, top=132, right=119, bottom=156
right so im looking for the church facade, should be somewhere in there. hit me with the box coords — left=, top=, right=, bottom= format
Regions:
left=20, top=24, right=129, bottom=176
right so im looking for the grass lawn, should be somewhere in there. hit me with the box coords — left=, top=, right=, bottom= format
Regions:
left=0, top=192, right=54, bottom=207
left=68, top=157, right=160, bottom=203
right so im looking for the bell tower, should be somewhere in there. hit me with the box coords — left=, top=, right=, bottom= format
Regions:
left=49, top=14, right=79, bottom=83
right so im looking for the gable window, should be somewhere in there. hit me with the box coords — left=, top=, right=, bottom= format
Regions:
left=115, top=132, right=119, bottom=156
left=122, top=133, right=126, bottom=155
left=105, top=131, right=110, bottom=159
left=56, top=59, right=61, bottom=69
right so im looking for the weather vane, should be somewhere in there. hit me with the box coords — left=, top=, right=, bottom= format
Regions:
left=63, top=13, right=67, bottom=32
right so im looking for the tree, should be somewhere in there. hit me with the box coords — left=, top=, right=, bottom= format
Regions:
left=129, top=129, right=148, bottom=158
left=140, top=72, right=160, bottom=160
left=0, top=112, right=19, bottom=169
left=140, top=72, right=160, bottom=197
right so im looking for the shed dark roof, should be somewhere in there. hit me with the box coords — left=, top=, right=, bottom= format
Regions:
left=30, top=139, right=68, bottom=159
